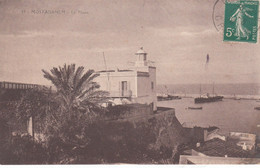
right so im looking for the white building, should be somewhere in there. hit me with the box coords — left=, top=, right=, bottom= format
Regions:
left=95, top=47, right=157, bottom=111
left=229, top=132, right=256, bottom=151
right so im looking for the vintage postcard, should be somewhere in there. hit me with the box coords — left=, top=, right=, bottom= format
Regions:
left=1, top=0, right=260, bottom=165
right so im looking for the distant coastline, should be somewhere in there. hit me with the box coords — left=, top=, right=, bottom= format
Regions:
left=157, top=83, right=260, bottom=97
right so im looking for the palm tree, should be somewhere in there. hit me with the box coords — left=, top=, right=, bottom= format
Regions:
left=41, top=64, right=108, bottom=155
left=42, top=64, right=108, bottom=114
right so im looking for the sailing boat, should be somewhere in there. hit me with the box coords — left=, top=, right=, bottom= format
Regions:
left=194, top=83, right=223, bottom=104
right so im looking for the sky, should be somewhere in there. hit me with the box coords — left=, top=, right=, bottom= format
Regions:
left=0, top=0, right=260, bottom=85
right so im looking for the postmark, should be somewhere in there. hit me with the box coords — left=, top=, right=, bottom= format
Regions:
left=213, top=0, right=226, bottom=32
left=223, top=0, right=259, bottom=43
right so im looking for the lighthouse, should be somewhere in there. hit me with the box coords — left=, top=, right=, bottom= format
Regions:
left=135, top=47, right=148, bottom=67
left=95, top=47, right=157, bottom=111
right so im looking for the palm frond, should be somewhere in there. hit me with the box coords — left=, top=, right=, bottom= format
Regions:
left=75, top=69, right=95, bottom=92
left=73, top=66, right=84, bottom=89
left=42, top=64, right=108, bottom=119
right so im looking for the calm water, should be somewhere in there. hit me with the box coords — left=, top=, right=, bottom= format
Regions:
left=158, top=98, right=260, bottom=136
left=158, top=83, right=260, bottom=96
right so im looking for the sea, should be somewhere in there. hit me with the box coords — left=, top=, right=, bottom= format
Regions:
left=157, top=83, right=260, bottom=137
left=157, top=83, right=260, bottom=99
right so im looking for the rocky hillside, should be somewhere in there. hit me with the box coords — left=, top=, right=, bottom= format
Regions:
left=79, top=106, right=189, bottom=164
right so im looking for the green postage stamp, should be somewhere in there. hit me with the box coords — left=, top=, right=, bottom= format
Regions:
left=224, top=0, right=259, bottom=43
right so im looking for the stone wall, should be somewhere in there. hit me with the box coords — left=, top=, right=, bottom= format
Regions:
left=109, top=107, right=188, bottom=149
left=133, top=108, right=188, bottom=149
left=105, top=103, right=153, bottom=120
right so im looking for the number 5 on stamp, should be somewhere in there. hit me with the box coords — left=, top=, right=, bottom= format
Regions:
left=223, top=0, right=259, bottom=43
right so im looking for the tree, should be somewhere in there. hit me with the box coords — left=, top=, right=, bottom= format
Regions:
left=0, top=88, right=52, bottom=164
left=42, top=64, right=107, bottom=115
left=41, top=64, right=108, bottom=162
left=15, top=87, right=54, bottom=137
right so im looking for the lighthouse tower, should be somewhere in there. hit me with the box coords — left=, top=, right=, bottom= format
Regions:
left=134, top=47, right=157, bottom=111
left=135, top=47, right=148, bottom=67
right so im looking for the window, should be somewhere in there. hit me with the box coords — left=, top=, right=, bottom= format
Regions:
left=151, top=82, right=154, bottom=90
left=121, top=81, right=127, bottom=96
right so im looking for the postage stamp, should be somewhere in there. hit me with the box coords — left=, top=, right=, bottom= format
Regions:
left=223, top=0, right=259, bottom=43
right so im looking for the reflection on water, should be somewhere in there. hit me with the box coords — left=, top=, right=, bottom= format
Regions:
left=158, top=98, right=260, bottom=136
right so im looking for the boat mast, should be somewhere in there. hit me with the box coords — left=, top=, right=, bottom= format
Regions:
left=103, top=52, right=110, bottom=92
left=213, top=82, right=215, bottom=96
left=165, top=85, right=169, bottom=95
left=200, top=84, right=201, bottom=98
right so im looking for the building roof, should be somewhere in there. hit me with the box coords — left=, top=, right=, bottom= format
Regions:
left=96, top=70, right=115, bottom=73
left=195, top=138, right=253, bottom=158
left=135, top=47, right=147, bottom=55
left=96, top=69, right=134, bottom=73
left=179, top=155, right=260, bottom=164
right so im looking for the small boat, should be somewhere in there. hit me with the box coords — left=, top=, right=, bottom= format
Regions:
left=188, top=107, right=203, bottom=110
left=232, top=94, right=241, bottom=100
left=254, top=107, right=260, bottom=110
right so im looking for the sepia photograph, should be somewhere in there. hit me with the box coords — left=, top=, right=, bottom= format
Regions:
left=1, top=0, right=260, bottom=165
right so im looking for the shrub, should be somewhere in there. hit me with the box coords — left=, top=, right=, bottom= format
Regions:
left=0, top=134, right=48, bottom=164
